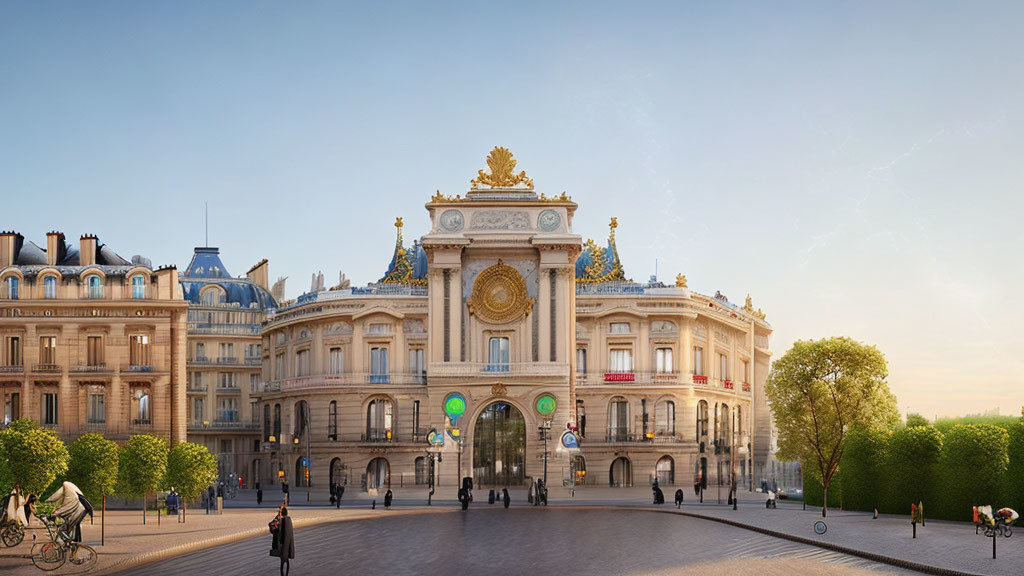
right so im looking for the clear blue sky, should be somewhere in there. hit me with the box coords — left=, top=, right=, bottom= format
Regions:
left=3, top=1, right=1022, bottom=419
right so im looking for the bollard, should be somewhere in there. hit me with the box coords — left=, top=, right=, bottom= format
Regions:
left=372, top=500, right=376, bottom=509
left=217, top=496, right=223, bottom=515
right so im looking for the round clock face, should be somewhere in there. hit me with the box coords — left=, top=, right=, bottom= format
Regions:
left=538, top=209, right=561, bottom=232
left=536, top=394, right=557, bottom=415
left=440, top=210, right=464, bottom=232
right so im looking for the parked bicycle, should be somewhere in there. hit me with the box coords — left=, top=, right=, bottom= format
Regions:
left=30, top=514, right=97, bottom=571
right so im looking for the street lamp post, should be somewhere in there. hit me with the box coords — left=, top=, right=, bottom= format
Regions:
left=539, top=420, right=551, bottom=484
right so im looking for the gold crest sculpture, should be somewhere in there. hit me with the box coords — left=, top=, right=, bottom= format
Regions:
left=468, top=260, right=534, bottom=324
left=471, top=146, right=534, bottom=189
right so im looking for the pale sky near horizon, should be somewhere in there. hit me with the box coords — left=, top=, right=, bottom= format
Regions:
left=2, top=2, right=1022, bottom=420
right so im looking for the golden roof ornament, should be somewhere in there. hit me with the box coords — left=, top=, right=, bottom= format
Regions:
left=675, top=273, right=688, bottom=288
left=742, top=294, right=767, bottom=320
left=471, top=146, right=534, bottom=189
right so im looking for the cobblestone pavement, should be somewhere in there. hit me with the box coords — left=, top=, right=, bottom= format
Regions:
left=123, top=508, right=908, bottom=576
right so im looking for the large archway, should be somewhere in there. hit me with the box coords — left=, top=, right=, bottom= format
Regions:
left=472, top=401, right=526, bottom=486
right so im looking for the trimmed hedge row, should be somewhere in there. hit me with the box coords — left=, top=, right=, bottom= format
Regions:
left=804, top=423, right=1019, bottom=521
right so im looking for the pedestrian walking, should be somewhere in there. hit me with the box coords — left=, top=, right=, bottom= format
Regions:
left=335, top=485, right=342, bottom=509
left=675, top=489, right=684, bottom=508
left=502, top=488, right=510, bottom=509
left=384, top=489, right=393, bottom=510
left=488, top=489, right=495, bottom=504
left=330, top=483, right=336, bottom=506
left=282, top=481, right=290, bottom=505
left=257, top=483, right=263, bottom=506
left=269, top=505, right=295, bottom=576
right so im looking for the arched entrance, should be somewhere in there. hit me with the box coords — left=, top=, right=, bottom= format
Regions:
left=610, top=456, right=632, bottom=487
left=472, top=401, right=526, bottom=486
left=366, top=458, right=389, bottom=490
left=329, top=457, right=348, bottom=487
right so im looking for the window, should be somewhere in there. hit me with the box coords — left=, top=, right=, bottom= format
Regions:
left=487, top=337, right=509, bottom=372
left=191, top=372, right=204, bottom=390
left=218, top=397, right=238, bottom=422
left=656, top=456, right=675, bottom=485
left=87, top=336, right=103, bottom=366
left=742, top=360, right=750, bottom=383
left=415, top=456, right=428, bottom=485
left=134, top=389, right=151, bottom=425
left=129, top=335, right=150, bottom=367
left=608, top=397, right=628, bottom=441
left=43, top=276, right=57, bottom=299
left=576, top=399, right=586, bottom=438
left=366, top=398, right=393, bottom=441
left=413, top=400, right=420, bottom=437
left=655, top=348, right=673, bottom=373
left=329, top=347, right=344, bottom=375
left=293, top=401, right=308, bottom=438
left=693, top=346, right=704, bottom=376
left=195, top=342, right=206, bottom=361
left=370, top=347, right=389, bottom=383
left=86, top=275, right=102, bottom=299
left=656, top=400, right=675, bottom=436
left=250, top=374, right=259, bottom=392
left=39, top=337, right=56, bottom=365
left=273, top=403, right=281, bottom=438
left=4, top=276, right=18, bottom=299
left=220, top=439, right=233, bottom=454
left=697, top=400, right=709, bottom=439
left=42, top=392, right=58, bottom=425
left=408, top=348, right=425, bottom=382
left=608, top=349, right=633, bottom=373
left=3, top=391, right=20, bottom=424
left=192, top=397, right=204, bottom=423
left=718, top=404, right=730, bottom=446
left=328, top=400, right=337, bottom=440
left=200, top=286, right=225, bottom=306
left=131, top=275, right=145, bottom=299
left=274, top=353, right=284, bottom=380
left=368, top=323, right=390, bottom=334
left=87, top=390, right=105, bottom=424
left=719, top=353, right=729, bottom=380
left=609, top=322, right=630, bottom=334
left=736, top=405, right=742, bottom=435
left=264, top=404, right=272, bottom=441
left=5, top=337, right=22, bottom=367
left=218, top=372, right=235, bottom=389
left=576, top=348, right=587, bottom=373
left=294, top=350, right=310, bottom=377
left=219, top=343, right=234, bottom=360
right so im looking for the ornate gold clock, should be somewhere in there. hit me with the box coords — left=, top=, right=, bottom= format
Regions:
left=468, top=260, right=534, bottom=324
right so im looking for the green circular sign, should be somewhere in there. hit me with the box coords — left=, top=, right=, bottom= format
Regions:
left=444, top=393, right=466, bottom=421
left=535, top=394, right=557, bottom=416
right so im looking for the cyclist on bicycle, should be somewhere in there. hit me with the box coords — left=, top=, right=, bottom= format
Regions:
left=44, top=481, right=93, bottom=543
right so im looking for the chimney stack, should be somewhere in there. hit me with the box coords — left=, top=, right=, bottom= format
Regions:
left=0, top=231, right=17, bottom=267
left=46, top=231, right=65, bottom=266
left=247, top=258, right=270, bottom=291
left=80, top=234, right=98, bottom=266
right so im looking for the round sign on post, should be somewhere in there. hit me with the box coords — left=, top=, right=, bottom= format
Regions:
left=535, top=394, right=556, bottom=416
left=561, top=430, right=579, bottom=450
left=444, top=393, right=466, bottom=425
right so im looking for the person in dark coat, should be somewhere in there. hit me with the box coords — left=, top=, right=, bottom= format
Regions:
left=384, top=489, right=393, bottom=509
left=502, top=488, right=510, bottom=509
left=674, top=488, right=684, bottom=508
left=488, top=489, right=495, bottom=505
left=458, top=487, right=469, bottom=510
left=270, top=505, right=295, bottom=576
left=257, top=483, right=263, bottom=506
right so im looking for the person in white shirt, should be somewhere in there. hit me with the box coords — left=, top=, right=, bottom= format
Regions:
left=45, top=481, right=93, bottom=542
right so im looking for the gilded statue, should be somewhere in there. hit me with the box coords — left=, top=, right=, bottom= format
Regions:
left=470, top=147, right=534, bottom=189
left=675, top=273, right=688, bottom=288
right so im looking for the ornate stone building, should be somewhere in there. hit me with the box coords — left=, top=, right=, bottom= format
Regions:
left=180, top=248, right=277, bottom=488
left=0, top=231, right=188, bottom=444
left=254, top=148, right=773, bottom=493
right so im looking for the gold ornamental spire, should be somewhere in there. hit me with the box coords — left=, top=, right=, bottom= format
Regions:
left=470, top=146, right=534, bottom=189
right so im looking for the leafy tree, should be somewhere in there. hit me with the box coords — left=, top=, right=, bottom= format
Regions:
left=838, top=427, right=890, bottom=512
left=937, top=425, right=1008, bottom=520
left=766, top=337, right=898, bottom=516
left=905, top=413, right=930, bottom=428
left=0, top=418, right=69, bottom=495
left=884, top=425, right=942, bottom=514
left=165, top=442, right=217, bottom=521
left=1004, top=421, right=1024, bottom=514
left=934, top=415, right=1016, bottom=434
left=116, top=435, right=168, bottom=523
left=66, top=434, right=119, bottom=504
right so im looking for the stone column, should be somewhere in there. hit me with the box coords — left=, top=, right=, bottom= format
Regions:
left=538, top=266, right=551, bottom=362
left=449, top=265, right=462, bottom=362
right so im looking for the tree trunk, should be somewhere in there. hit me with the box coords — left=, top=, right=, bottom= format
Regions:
left=822, top=484, right=828, bottom=517
left=142, top=493, right=146, bottom=525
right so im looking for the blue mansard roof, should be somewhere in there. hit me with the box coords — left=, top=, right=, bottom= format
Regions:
left=180, top=247, right=277, bottom=309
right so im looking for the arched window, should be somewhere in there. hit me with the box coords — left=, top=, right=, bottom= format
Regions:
left=86, top=275, right=102, bottom=299
left=609, top=457, right=632, bottom=487
left=3, top=276, right=18, bottom=300
left=200, top=285, right=226, bottom=306
left=293, top=400, right=309, bottom=440
left=328, top=400, right=338, bottom=440
left=43, top=276, right=56, bottom=299
left=263, top=404, right=271, bottom=441
left=697, top=400, right=709, bottom=440
left=273, top=403, right=282, bottom=439
left=656, top=456, right=675, bottom=485
left=295, top=456, right=309, bottom=487
left=366, top=457, right=390, bottom=490
left=366, top=398, right=393, bottom=441
left=415, top=456, right=428, bottom=485
left=132, top=388, right=151, bottom=426
left=131, top=275, right=145, bottom=299
left=656, top=400, right=675, bottom=437
left=608, top=397, right=629, bottom=442
left=572, top=455, right=587, bottom=485
left=718, top=403, right=730, bottom=447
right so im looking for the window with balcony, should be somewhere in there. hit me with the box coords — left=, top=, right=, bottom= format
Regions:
left=370, top=347, right=389, bottom=383
left=274, top=353, right=284, bottom=380
left=608, top=349, right=633, bottom=373
left=86, top=336, right=103, bottom=367
left=87, top=390, right=105, bottom=424
left=656, top=400, right=675, bottom=436
left=219, top=343, right=234, bottom=360
left=697, top=400, right=709, bottom=439
left=195, top=342, right=206, bottom=361
left=192, top=397, right=204, bottom=424
left=693, top=346, right=704, bottom=376
left=131, top=275, right=145, bottom=299
left=4, top=276, right=19, bottom=300
left=129, top=335, right=150, bottom=367
left=329, top=347, right=344, bottom=375
left=86, top=275, right=102, bottom=299
left=250, top=374, right=259, bottom=392
left=328, top=400, right=338, bottom=440
left=366, top=397, right=393, bottom=441
left=294, top=350, right=310, bottom=377
left=576, top=348, right=587, bottom=373
left=408, top=348, right=425, bottom=382
left=133, top=388, right=151, bottom=425
left=719, top=353, right=729, bottom=380
left=218, top=397, right=239, bottom=422
left=608, top=397, right=629, bottom=441
left=41, top=392, right=58, bottom=426
left=43, top=276, right=57, bottom=299
left=655, top=348, right=673, bottom=373
left=218, top=372, right=235, bottom=389
left=191, top=372, right=204, bottom=390
left=609, top=322, right=630, bottom=334
left=486, top=337, right=509, bottom=372
left=5, top=336, right=22, bottom=367
left=39, top=336, right=56, bottom=365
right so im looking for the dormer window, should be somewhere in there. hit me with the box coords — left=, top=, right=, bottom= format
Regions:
left=3, top=277, right=17, bottom=300
left=43, top=276, right=56, bottom=299
left=131, top=275, right=145, bottom=299
left=86, top=275, right=102, bottom=299
left=200, top=285, right=226, bottom=306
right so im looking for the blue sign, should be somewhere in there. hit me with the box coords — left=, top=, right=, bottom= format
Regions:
left=561, top=430, right=579, bottom=450
left=301, top=457, right=309, bottom=466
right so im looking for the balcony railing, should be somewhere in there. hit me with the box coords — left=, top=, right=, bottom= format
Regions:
left=215, top=385, right=241, bottom=393
left=271, top=372, right=429, bottom=392
left=245, top=357, right=262, bottom=366
left=602, top=430, right=687, bottom=444
left=187, top=323, right=261, bottom=336
left=188, top=420, right=260, bottom=431
left=724, top=380, right=734, bottom=390
left=216, top=357, right=239, bottom=365
left=604, top=371, right=635, bottom=383
left=429, top=362, right=570, bottom=378
left=32, top=364, right=61, bottom=374
left=742, top=382, right=751, bottom=392
left=187, top=385, right=208, bottom=393
left=576, top=371, right=684, bottom=386
left=70, top=363, right=114, bottom=374
left=122, top=364, right=152, bottom=373
left=693, top=375, right=708, bottom=385
left=0, top=365, right=24, bottom=374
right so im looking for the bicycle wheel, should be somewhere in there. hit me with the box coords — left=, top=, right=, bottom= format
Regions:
left=1, top=524, right=24, bottom=547
left=69, top=543, right=98, bottom=568
left=31, top=542, right=66, bottom=571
